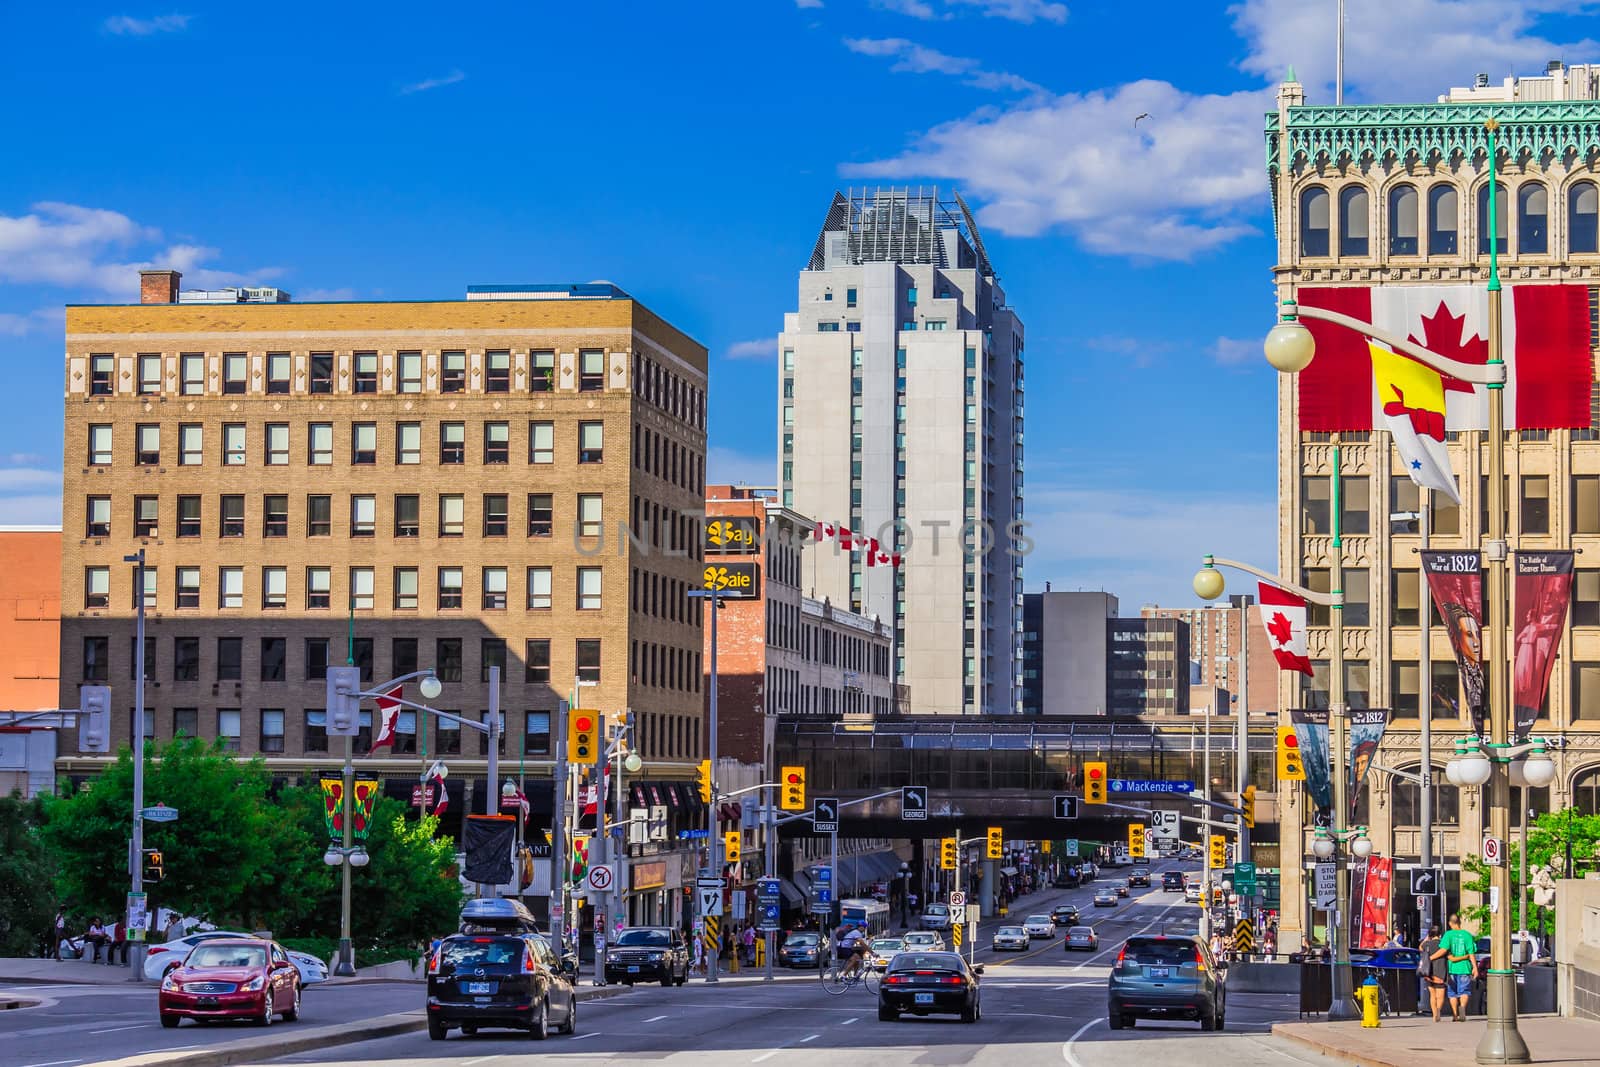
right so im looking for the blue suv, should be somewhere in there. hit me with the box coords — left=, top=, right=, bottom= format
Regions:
left=1108, top=935, right=1226, bottom=1031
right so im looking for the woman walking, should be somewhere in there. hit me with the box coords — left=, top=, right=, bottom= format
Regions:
left=1418, top=925, right=1447, bottom=1020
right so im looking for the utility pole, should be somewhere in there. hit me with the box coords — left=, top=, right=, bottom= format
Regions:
left=688, top=587, right=723, bottom=983
left=124, top=549, right=147, bottom=979
left=551, top=699, right=569, bottom=957
left=764, top=783, right=776, bottom=983
left=1419, top=500, right=1435, bottom=940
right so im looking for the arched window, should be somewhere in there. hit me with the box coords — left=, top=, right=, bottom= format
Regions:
left=1391, top=765, right=1461, bottom=827
left=1389, top=185, right=1419, bottom=255
left=1518, top=184, right=1549, bottom=254
left=1301, top=187, right=1330, bottom=256
left=1477, top=182, right=1508, bottom=254
left=1575, top=766, right=1600, bottom=815
left=1571, top=181, right=1599, bottom=254
left=1339, top=186, right=1370, bottom=255
left=1427, top=186, right=1458, bottom=254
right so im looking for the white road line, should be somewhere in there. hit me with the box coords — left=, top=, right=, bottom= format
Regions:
left=840, top=1017, right=858, bottom=1025
left=460, top=1055, right=500, bottom=1067
left=569, top=1032, right=601, bottom=1040
left=1052, top=982, right=1099, bottom=989
left=89, top=1024, right=146, bottom=1034
left=644, top=1014, right=669, bottom=1023
left=800, top=1033, right=819, bottom=1042
left=1060, top=1016, right=1103, bottom=1067
left=20, top=1060, right=83, bottom=1067
left=751, top=1050, right=784, bottom=1063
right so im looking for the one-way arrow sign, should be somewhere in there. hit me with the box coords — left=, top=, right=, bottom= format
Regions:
left=1053, top=795, right=1079, bottom=820
left=901, top=786, right=928, bottom=821
left=1410, top=866, right=1442, bottom=897
left=814, top=798, right=839, bottom=834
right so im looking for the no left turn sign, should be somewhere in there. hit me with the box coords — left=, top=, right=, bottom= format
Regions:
left=587, top=864, right=615, bottom=892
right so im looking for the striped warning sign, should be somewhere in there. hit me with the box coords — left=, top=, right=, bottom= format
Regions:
left=952, top=922, right=964, bottom=950
left=1233, top=918, right=1255, bottom=953
left=703, top=915, right=721, bottom=959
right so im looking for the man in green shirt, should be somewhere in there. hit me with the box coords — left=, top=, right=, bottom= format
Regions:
left=1432, top=913, right=1478, bottom=1021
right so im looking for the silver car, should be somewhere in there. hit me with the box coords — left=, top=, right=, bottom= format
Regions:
left=1065, top=925, right=1099, bottom=951
left=992, top=926, right=1029, bottom=952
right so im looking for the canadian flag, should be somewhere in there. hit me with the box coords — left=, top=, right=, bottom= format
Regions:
left=1258, top=582, right=1314, bottom=676
left=367, top=685, right=403, bottom=754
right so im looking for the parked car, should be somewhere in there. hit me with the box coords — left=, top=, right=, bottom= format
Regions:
left=1128, top=868, right=1151, bottom=888
left=158, top=938, right=301, bottom=1028
left=878, top=951, right=983, bottom=1023
left=1162, top=871, right=1186, bottom=892
left=902, top=931, right=946, bottom=951
left=144, top=930, right=327, bottom=986
left=1065, top=926, right=1099, bottom=952
left=920, top=903, right=953, bottom=932
left=1108, top=935, right=1227, bottom=1031
left=1051, top=905, right=1081, bottom=926
left=1349, top=947, right=1422, bottom=971
left=777, top=932, right=826, bottom=969
left=868, top=938, right=906, bottom=971
left=603, top=927, right=689, bottom=986
left=1023, top=915, right=1056, bottom=939
left=992, top=926, right=1029, bottom=952
left=426, top=930, right=577, bottom=1040
left=1094, top=889, right=1117, bottom=907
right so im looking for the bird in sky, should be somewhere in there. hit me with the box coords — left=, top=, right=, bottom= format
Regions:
left=1134, top=113, right=1150, bottom=127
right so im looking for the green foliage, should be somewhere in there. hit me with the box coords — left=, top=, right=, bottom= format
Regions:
left=0, top=793, right=56, bottom=955
left=1460, top=810, right=1600, bottom=938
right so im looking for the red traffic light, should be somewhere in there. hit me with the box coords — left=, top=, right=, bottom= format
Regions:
left=786, top=772, right=801, bottom=784
left=1284, top=735, right=1299, bottom=749
left=1088, top=767, right=1103, bottom=779
left=575, top=715, right=593, bottom=732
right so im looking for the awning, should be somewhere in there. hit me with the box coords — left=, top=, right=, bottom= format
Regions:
left=1000, top=866, right=1020, bottom=877
left=779, top=879, right=805, bottom=907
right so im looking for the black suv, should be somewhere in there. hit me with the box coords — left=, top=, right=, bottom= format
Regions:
left=1162, top=871, right=1185, bottom=891
left=604, top=927, right=690, bottom=986
left=426, top=932, right=577, bottom=1040
left=1128, top=868, right=1151, bottom=888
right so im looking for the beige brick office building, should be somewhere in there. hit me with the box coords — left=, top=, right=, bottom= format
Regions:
left=59, top=273, right=709, bottom=829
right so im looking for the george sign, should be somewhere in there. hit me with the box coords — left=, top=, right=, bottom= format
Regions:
left=1483, top=833, right=1504, bottom=867
left=814, top=798, right=839, bottom=834
left=705, top=517, right=760, bottom=554
left=587, top=864, right=616, bottom=894
left=1110, top=779, right=1195, bottom=795
left=901, top=786, right=928, bottom=820
left=702, top=562, right=760, bottom=599
left=1053, top=795, right=1079, bottom=820
left=698, top=886, right=724, bottom=917
left=1314, top=862, right=1337, bottom=909
left=950, top=890, right=967, bottom=908
left=141, top=805, right=178, bottom=822
left=1410, top=866, right=1442, bottom=897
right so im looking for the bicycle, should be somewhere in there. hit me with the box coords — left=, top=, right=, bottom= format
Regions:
left=820, top=956, right=881, bottom=995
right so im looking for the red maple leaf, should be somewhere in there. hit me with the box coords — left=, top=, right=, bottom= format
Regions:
left=1267, top=611, right=1295, bottom=647
left=1408, top=301, right=1488, bottom=395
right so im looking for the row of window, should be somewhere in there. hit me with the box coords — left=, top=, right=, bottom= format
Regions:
left=631, top=353, right=706, bottom=432
left=83, top=420, right=604, bottom=468
left=633, top=423, right=703, bottom=497
left=1303, top=473, right=1600, bottom=539
left=1299, top=655, right=1600, bottom=722
left=1298, top=179, right=1600, bottom=258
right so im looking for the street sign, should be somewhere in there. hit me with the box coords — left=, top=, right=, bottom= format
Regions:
left=1110, top=779, right=1195, bottom=795
left=757, top=878, right=782, bottom=899
left=814, top=887, right=832, bottom=905
left=814, top=798, right=839, bottom=834
left=758, top=903, right=780, bottom=931
left=1411, top=866, right=1442, bottom=896
left=965, top=904, right=980, bottom=924
left=1313, top=862, right=1337, bottom=909
left=1233, top=860, right=1257, bottom=895
left=815, top=866, right=832, bottom=884
left=140, top=805, right=178, bottom=822
left=587, top=864, right=615, bottom=894
left=698, top=886, right=723, bottom=917
left=410, top=783, right=436, bottom=809
left=1053, top=795, right=1079, bottom=820
left=126, top=892, right=148, bottom=943
left=901, top=786, right=928, bottom=820
left=950, top=890, right=967, bottom=908
left=1149, top=810, right=1180, bottom=841
left=1233, top=918, right=1256, bottom=953
left=1063, top=839, right=1079, bottom=857
left=1483, top=834, right=1504, bottom=867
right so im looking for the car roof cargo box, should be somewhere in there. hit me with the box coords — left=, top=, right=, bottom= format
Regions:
left=459, top=898, right=540, bottom=935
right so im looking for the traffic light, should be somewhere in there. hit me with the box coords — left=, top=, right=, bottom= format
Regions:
left=142, top=848, right=164, bottom=884
left=78, top=685, right=111, bottom=753
left=1241, top=785, right=1257, bottom=830
left=724, top=830, right=741, bottom=865
left=780, top=766, right=806, bottom=811
left=1041, top=840, right=1051, bottom=854
left=568, top=709, right=599, bottom=764
left=697, top=759, right=713, bottom=804
left=1277, top=726, right=1305, bottom=781
left=1083, top=761, right=1107, bottom=804
left=325, top=666, right=362, bottom=736
left=940, top=837, right=958, bottom=870
left=1128, top=823, right=1146, bottom=859
left=986, top=826, right=1003, bottom=859
left=1209, top=834, right=1227, bottom=869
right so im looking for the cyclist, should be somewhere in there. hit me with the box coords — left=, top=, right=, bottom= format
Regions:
left=835, top=923, right=869, bottom=979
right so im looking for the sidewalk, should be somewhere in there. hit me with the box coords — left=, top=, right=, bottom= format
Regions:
left=1273, top=1013, right=1600, bottom=1067
left=0, top=957, right=136, bottom=985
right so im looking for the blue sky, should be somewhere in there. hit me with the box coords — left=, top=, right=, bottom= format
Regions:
left=3, top=1, right=1597, bottom=608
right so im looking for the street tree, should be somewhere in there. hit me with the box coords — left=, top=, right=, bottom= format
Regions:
left=0, top=793, right=55, bottom=955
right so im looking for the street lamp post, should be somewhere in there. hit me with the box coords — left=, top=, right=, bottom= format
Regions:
left=123, top=550, right=147, bottom=979
left=688, top=587, right=725, bottom=984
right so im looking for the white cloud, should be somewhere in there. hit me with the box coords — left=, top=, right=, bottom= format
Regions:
left=401, top=70, right=466, bottom=95
left=103, top=14, right=191, bottom=35
left=725, top=337, right=777, bottom=361
left=706, top=446, right=776, bottom=488
left=873, top=0, right=941, bottom=17
left=0, top=495, right=62, bottom=526
left=0, top=467, right=63, bottom=493
left=1210, top=336, right=1258, bottom=366
left=0, top=308, right=64, bottom=336
left=0, top=463, right=63, bottom=527
left=795, top=0, right=824, bottom=7
left=949, top=0, right=1067, bottom=23
left=844, top=36, right=1042, bottom=93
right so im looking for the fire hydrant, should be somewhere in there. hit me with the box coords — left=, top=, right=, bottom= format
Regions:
left=1357, top=975, right=1382, bottom=1028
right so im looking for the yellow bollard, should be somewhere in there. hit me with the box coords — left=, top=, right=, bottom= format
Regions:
left=1358, top=976, right=1381, bottom=1028
left=754, top=938, right=765, bottom=968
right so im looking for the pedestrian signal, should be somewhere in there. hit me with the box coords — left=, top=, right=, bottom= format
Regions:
left=1084, top=761, right=1107, bottom=804
left=143, top=848, right=164, bottom=884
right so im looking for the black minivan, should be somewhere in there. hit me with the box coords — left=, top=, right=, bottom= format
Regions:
left=426, top=932, right=578, bottom=1040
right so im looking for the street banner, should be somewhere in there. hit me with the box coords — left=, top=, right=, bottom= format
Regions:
left=1422, top=550, right=1486, bottom=738
left=1514, top=551, right=1574, bottom=740
left=320, top=778, right=381, bottom=840
left=319, top=778, right=342, bottom=840
left=1357, top=855, right=1395, bottom=950
left=1290, top=709, right=1332, bottom=820
left=463, top=814, right=517, bottom=885
left=1347, top=709, right=1391, bottom=821
left=1347, top=855, right=1368, bottom=949
left=351, top=779, right=380, bottom=841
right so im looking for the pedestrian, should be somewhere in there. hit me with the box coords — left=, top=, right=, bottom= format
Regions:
left=53, top=908, right=67, bottom=961
left=742, top=923, right=756, bottom=966
left=1418, top=924, right=1447, bottom=1020
left=83, top=917, right=108, bottom=963
left=109, top=918, right=128, bottom=965
left=1434, top=913, right=1477, bottom=1022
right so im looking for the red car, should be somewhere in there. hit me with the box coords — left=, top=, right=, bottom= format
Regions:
left=158, top=938, right=301, bottom=1027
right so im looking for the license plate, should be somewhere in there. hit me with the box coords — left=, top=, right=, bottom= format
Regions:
left=915, top=993, right=935, bottom=1005
left=1148, top=967, right=1169, bottom=979
left=465, top=981, right=494, bottom=994
left=195, top=997, right=217, bottom=1007
left=627, top=966, right=640, bottom=973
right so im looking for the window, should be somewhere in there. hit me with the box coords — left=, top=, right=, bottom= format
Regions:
left=263, top=494, right=288, bottom=537
left=262, top=567, right=287, bottom=609
left=178, top=423, right=202, bottom=465
left=439, top=494, right=464, bottom=536
left=1300, top=186, right=1330, bottom=256
left=353, top=352, right=377, bottom=393
left=435, top=714, right=461, bottom=754
left=85, top=566, right=110, bottom=609
left=1388, top=184, right=1418, bottom=255
left=220, top=495, right=244, bottom=537
left=525, top=710, right=551, bottom=754
left=136, top=423, right=160, bottom=465
left=266, top=352, right=290, bottom=394
left=527, top=566, right=552, bottom=609
left=134, top=566, right=156, bottom=611
left=1341, top=475, right=1371, bottom=534
left=1521, top=475, right=1550, bottom=534
left=437, top=567, right=463, bottom=610
left=1338, top=185, right=1369, bottom=256
left=303, top=423, right=331, bottom=466
left=396, top=422, right=421, bottom=464
left=482, top=567, right=507, bottom=609
left=528, top=493, right=553, bottom=536
left=1518, top=184, right=1548, bottom=255
left=1344, top=568, right=1371, bottom=627
left=138, top=354, right=162, bottom=395
left=1303, top=568, right=1331, bottom=627
left=349, top=567, right=374, bottom=610
left=310, top=353, right=333, bottom=393
left=86, top=496, right=111, bottom=537
left=846, top=287, right=857, bottom=308
left=1432, top=485, right=1461, bottom=535
left=261, top=422, right=288, bottom=465
left=530, top=350, right=554, bottom=392
left=484, top=422, right=509, bottom=463
left=134, top=495, right=158, bottom=537
left=305, top=638, right=330, bottom=680
left=173, top=707, right=199, bottom=737
left=393, top=637, right=418, bottom=677
left=261, top=638, right=286, bottom=681
left=1574, top=570, right=1600, bottom=627
left=1302, top=476, right=1330, bottom=534
left=577, top=494, right=602, bottom=537
left=214, top=709, right=241, bottom=752
left=440, top=422, right=465, bottom=464
left=177, top=495, right=200, bottom=537
left=89, top=353, right=114, bottom=395
left=442, top=351, right=466, bottom=392
left=1572, top=181, right=1599, bottom=254
left=579, top=421, right=603, bottom=463
left=1576, top=662, right=1600, bottom=720
left=437, top=638, right=462, bottom=683
left=306, top=567, right=331, bottom=609
left=1428, top=185, right=1459, bottom=254
left=483, top=494, right=508, bottom=536
left=304, top=710, right=328, bottom=753
left=82, top=635, right=109, bottom=680
left=174, top=637, right=199, bottom=681
left=577, top=567, right=602, bottom=610
left=176, top=567, right=200, bottom=609
left=398, top=351, right=422, bottom=393
left=486, top=350, right=511, bottom=392
left=223, top=353, right=247, bottom=394
left=576, top=639, right=601, bottom=683
left=219, top=567, right=244, bottom=609
left=296, top=496, right=327, bottom=540
left=180, top=353, right=204, bottom=394
left=1392, top=569, right=1420, bottom=626
left=350, top=494, right=376, bottom=536
left=88, top=424, right=112, bottom=465
left=481, top=638, right=508, bottom=683
left=525, top=639, right=551, bottom=683
left=220, top=423, right=245, bottom=466
left=1477, top=182, right=1508, bottom=254
left=529, top=421, right=554, bottom=463
left=352, top=423, right=376, bottom=464
left=260, top=709, right=285, bottom=753
left=579, top=349, right=605, bottom=391
left=217, top=637, right=242, bottom=680
left=394, top=567, right=419, bottom=609
left=1577, top=476, right=1600, bottom=534
left=395, top=494, right=420, bottom=537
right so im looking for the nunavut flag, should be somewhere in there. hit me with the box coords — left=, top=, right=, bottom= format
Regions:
left=1370, top=342, right=1462, bottom=504
left=1297, top=285, right=1591, bottom=432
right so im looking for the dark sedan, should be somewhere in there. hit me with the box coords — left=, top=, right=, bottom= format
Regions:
left=778, top=932, right=827, bottom=969
left=878, top=951, right=983, bottom=1023
left=603, top=927, right=689, bottom=986
left=1051, top=905, right=1081, bottom=926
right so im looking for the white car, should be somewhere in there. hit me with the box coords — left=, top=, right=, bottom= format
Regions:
left=902, top=930, right=945, bottom=951
left=920, top=903, right=953, bottom=931
left=143, top=931, right=328, bottom=985
left=1023, top=914, right=1056, bottom=938
left=1184, top=883, right=1203, bottom=903
left=867, top=938, right=905, bottom=971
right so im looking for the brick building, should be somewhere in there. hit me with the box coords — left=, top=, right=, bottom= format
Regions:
left=1142, top=598, right=1278, bottom=715
left=0, top=527, right=63, bottom=796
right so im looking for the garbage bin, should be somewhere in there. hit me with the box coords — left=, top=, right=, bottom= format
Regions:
left=1518, top=962, right=1556, bottom=1014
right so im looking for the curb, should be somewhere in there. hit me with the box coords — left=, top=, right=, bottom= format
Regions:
left=1269, top=1023, right=1407, bottom=1067
left=1, top=998, right=38, bottom=1010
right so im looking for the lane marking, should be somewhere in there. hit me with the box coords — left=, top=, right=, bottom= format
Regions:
left=644, top=1014, right=669, bottom=1023
left=752, top=1050, right=785, bottom=1063
left=89, top=1024, right=146, bottom=1035
left=1060, top=1016, right=1103, bottom=1067
left=20, top=1060, right=83, bottom=1067
left=568, top=1032, right=601, bottom=1040
left=1052, top=982, right=1099, bottom=990
left=800, top=1033, right=819, bottom=1042
left=840, top=1016, right=858, bottom=1025
left=461, top=1056, right=500, bottom=1067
